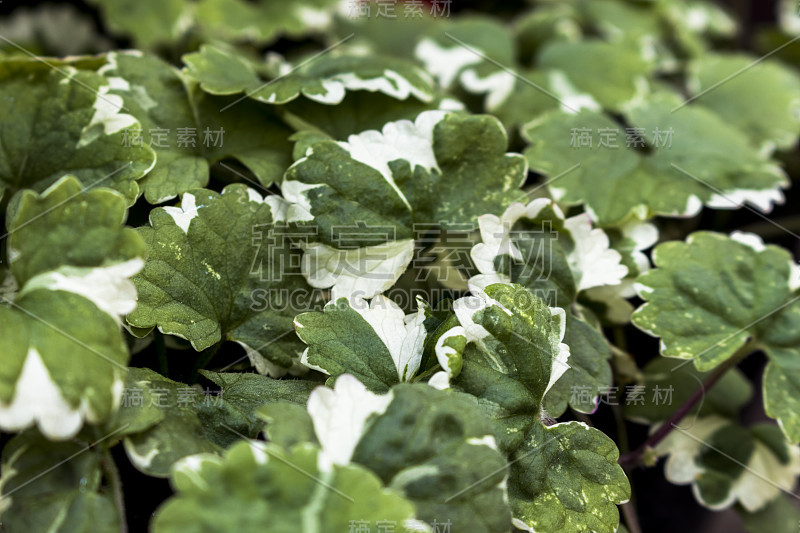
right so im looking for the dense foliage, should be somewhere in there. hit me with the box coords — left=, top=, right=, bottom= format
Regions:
left=1, top=1, right=800, bottom=532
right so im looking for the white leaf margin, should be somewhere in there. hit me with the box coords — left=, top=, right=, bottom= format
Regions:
left=470, top=199, right=629, bottom=294
left=655, top=415, right=800, bottom=512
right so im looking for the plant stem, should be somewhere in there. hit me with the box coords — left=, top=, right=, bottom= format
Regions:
left=618, top=343, right=754, bottom=468
left=610, top=402, right=643, bottom=533
left=101, top=452, right=128, bottom=533
left=411, top=364, right=442, bottom=383
left=620, top=499, right=643, bottom=533
left=612, top=404, right=630, bottom=456
left=613, top=327, right=627, bottom=353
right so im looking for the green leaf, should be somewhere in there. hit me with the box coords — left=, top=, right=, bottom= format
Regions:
left=523, top=95, right=788, bottom=224
left=282, top=90, right=456, bottom=141
left=196, top=370, right=318, bottom=447
left=0, top=177, right=142, bottom=440
left=295, top=296, right=428, bottom=392
left=632, top=232, right=800, bottom=441
left=122, top=368, right=220, bottom=477
left=450, top=284, right=569, bottom=451
left=689, top=53, right=800, bottom=151
left=352, top=384, right=512, bottom=533
left=282, top=110, right=525, bottom=299
left=88, top=0, right=189, bottom=48
left=0, top=4, right=110, bottom=56
left=0, top=56, right=155, bottom=204
left=470, top=199, right=633, bottom=306
left=0, top=430, right=119, bottom=532
left=413, top=17, right=516, bottom=111
left=193, top=0, right=342, bottom=44
left=656, top=418, right=800, bottom=511
left=90, top=0, right=340, bottom=47
left=509, top=421, right=630, bottom=533
left=101, top=51, right=293, bottom=203
left=578, top=1, right=660, bottom=41
left=184, top=45, right=434, bottom=106
left=127, top=184, right=322, bottom=375
left=515, top=4, right=581, bottom=64
left=624, top=356, right=752, bottom=424
left=101, top=366, right=166, bottom=437
left=764, top=360, right=800, bottom=448
left=632, top=231, right=798, bottom=368
left=660, top=0, right=737, bottom=57
left=489, top=69, right=559, bottom=133
left=537, top=40, right=654, bottom=111
left=6, top=176, right=145, bottom=287
left=257, top=402, right=317, bottom=450
left=334, top=9, right=441, bottom=59
left=151, top=440, right=420, bottom=533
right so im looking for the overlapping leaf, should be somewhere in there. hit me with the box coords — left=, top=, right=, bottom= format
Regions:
left=523, top=94, right=788, bottom=224
left=101, top=51, right=294, bottom=203
left=449, top=284, right=569, bottom=451
left=90, top=0, right=341, bottom=48
left=88, top=0, right=188, bottom=48
left=467, top=202, right=618, bottom=415
left=433, top=284, right=629, bottom=532
left=151, top=440, right=420, bottom=533
left=0, top=177, right=143, bottom=439
left=259, top=376, right=511, bottom=533
left=413, top=18, right=516, bottom=111
left=537, top=39, right=655, bottom=111
left=688, top=54, right=800, bottom=151
left=282, top=110, right=526, bottom=299
left=196, top=370, right=318, bottom=447
left=121, top=368, right=220, bottom=477
left=0, top=57, right=155, bottom=204
left=352, top=384, right=511, bottom=533
left=633, top=231, right=800, bottom=442
left=469, top=198, right=630, bottom=305
left=0, top=431, right=119, bottom=532
left=741, top=494, right=800, bottom=533
left=542, top=312, right=613, bottom=417
left=656, top=417, right=800, bottom=511
left=624, top=357, right=752, bottom=424
left=294, top=296, right=428, bottom=392
left=184, top=45, right=434, bottom=106
left=127, top=184, right=323, bottom=375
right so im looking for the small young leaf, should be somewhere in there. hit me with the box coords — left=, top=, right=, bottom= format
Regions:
left=295, top=296, right=428, bottom=392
